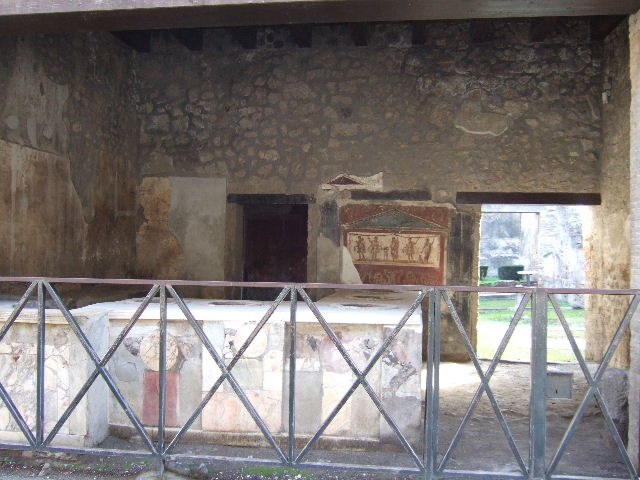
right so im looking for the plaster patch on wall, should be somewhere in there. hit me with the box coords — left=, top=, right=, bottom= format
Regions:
left=0, top=39, right=69, bottom=155
left=454, top=90, right=509, bottom=136
left=0, top=139, right=87, bottom=276
left=454, top=112, right=509, bottom=136
left=168, top=177, right=227, bottom=281
left=136, top=176, right=227, bottom=281
left=136, top=177, right=185, bottom=279
left=341, top=246, right=362, bottom=284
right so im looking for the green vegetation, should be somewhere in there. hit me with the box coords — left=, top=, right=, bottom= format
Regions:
left=242, top=465, right=314, bottom=477
left=479, top=276, right=500, bottom=285
left=476, top=294, right=585, bottom=362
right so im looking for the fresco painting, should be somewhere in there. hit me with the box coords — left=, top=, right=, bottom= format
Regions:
left=341, top=205, right=449, bottom=285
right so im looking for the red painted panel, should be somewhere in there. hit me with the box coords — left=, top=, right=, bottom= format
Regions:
left=142, top=370, right=179, bottom=427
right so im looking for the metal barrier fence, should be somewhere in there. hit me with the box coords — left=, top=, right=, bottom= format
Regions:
left=0, top=277, right=637, bottom=480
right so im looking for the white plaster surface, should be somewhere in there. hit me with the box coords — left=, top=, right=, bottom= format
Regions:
left=74, top=289, right=422, bottom=326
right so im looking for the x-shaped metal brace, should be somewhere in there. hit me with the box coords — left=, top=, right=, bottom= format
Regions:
left=164, top=285, right=290, bottom=461
left=44, top=283, right=159, bottom=453
left=439, top=290, right=529, bottom=475
left=547, top=293, right=640, bottom=478
left=295, top=287, right=427, bottom=470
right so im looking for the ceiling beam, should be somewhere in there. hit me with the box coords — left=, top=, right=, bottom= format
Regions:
left=349, top=23, right=369, bottom=46
left=1, top=0, right=638, bottom=35
left=231, top=26, right=257, bottom=49
left=470, top=19, right=497, bottom=43
left=530, top=17, right=558, bottom=42
left=111, top=30, right=151, bottom=52
left=170, top=28, right=203, bottom=50
left=290, top=24, right=312, bottom=47
left=590, top=15, right=626, bottom=41
left=411, top=21, right=427, bottom=45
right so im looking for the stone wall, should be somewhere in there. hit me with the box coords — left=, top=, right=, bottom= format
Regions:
left=0, top=34, right=138, bottom=278
left=584, top=20, right=631, bottom=369
left=135, top=20, right=601, bottom=197
left=628, top=8, right=640, bottom=468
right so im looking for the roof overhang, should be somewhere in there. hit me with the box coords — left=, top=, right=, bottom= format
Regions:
left=1, top=0, right=640, bottom=35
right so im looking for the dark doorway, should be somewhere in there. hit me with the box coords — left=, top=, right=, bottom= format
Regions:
left=242, top=204, right=308, bottom=300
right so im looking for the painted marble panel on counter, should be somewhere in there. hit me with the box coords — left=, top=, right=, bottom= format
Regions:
left=70, top=290, right=423, bottom=447
left=0, top=307, right=109, bottom=447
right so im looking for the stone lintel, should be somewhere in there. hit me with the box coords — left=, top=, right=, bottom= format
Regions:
left=456, top=192, right=602, bottom=205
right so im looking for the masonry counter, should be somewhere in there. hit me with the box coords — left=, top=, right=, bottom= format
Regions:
left=0, top=290, right=423, bottom=450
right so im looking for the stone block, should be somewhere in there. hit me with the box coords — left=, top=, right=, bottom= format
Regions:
left=202, top=389, right=282, bottom=433
left=283, top=370, right=323, bottom=434
left=322, top=371, right=354, bottom=435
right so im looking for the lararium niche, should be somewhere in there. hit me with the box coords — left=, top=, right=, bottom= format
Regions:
left=341, top=205, right=449, bottom=285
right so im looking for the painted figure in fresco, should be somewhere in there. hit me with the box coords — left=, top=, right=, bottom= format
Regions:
left=382, top=246, right=389, bottom=261
left=390, top=236, right=400, bottom=262
left=422, top=236, right=435, bottom=264
left=369, top=236, right=381, bottom=261
left=355, top=235, right=367, bottom=261
left=403, top=237, right=418, bottom=262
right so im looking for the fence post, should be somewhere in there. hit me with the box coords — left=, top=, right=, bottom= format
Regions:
left=530, top=288, right=547, bottom=480
left=158, top=284, right=167, bottom=475
left=36, top=281, right=46, bottom=447
left=424, top=288, right=439, bottom=480
left=288, top=286, right=298, bottom=464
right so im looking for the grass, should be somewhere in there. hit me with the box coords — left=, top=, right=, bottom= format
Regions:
left=242, top=466, right=314, bottom=477
left=479, top=276, right=500, bottom=285
left=477, top=294, right=585, bottom=362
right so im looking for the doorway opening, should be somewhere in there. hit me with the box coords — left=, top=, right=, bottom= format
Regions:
left=242, top=203, right=308, bottom=300
left=477, top=204, right=589, bottom=362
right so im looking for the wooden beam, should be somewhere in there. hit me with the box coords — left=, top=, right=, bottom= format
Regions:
left=411, top=20, right=427, bottom=45
left=590, top=15, right=626, bottom=42
left=530, top=17, right=558, bottom=42
left=349, top=23, right=369, bottom=46
left=456, top=192, right=601, bottom=205
left=170, top=28, right=203, bottom=50
left=290, top=24, right=312, bottom=47
left=231, top=26, right=257, bottom=49
left=111, top=30, right=151, bottom=52
left=227, top=194, right=315, bottom=204
left=351, top=190, right=431, bottom=201
left=470, top=19, right=496, bottom=43
left=1, top=1, right=639, bottom=35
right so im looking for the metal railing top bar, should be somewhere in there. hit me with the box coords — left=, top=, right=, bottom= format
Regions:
left=0, top=276, right=638, bottom=296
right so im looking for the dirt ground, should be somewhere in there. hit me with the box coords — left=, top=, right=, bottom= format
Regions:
left=0, top=361, right=631, bottom=480
left=436, top=361, right=630, bottom=477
